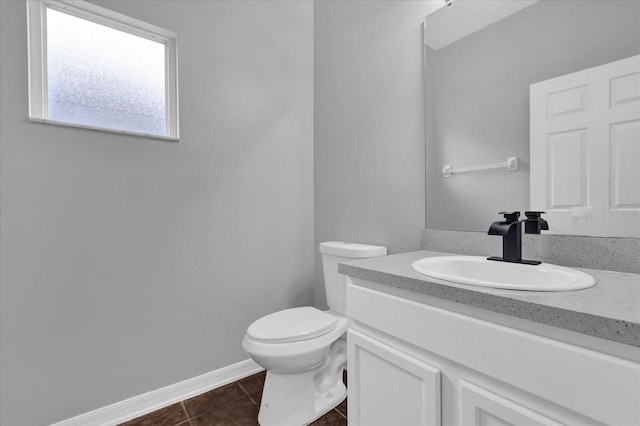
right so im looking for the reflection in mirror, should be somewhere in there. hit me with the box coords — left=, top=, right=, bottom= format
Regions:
left=424, top=0, right=640, bottom=237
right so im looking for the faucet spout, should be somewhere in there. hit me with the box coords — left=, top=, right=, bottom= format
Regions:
left=488, top=221, right=513, bottom=236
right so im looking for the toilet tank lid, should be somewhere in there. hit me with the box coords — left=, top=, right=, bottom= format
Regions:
left=319, top=241, right=387, bottom=258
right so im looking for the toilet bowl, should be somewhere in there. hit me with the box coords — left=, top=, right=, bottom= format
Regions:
left=242, top=308, right=347, bottom=425
left=242, top=242, right=387, bottom=426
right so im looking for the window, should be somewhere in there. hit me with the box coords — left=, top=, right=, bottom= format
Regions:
left=27, top=0, right=179, bottom=140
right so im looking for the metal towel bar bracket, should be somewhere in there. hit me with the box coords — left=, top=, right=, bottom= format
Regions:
left=442, top=156, right=518, bottom=178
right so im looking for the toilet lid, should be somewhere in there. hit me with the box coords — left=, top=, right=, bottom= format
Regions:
left=247, top=307, right=338, bottom=344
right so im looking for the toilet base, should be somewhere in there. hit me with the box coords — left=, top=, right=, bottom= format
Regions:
left=257, top=339, right=347, bottom=426
left=258, top=370, right=346, bottom=426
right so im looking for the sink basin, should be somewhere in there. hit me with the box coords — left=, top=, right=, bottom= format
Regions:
left=411, top=256, right=595, bottom=291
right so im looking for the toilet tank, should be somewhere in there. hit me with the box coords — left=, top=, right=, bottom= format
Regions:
left=319, top=241, right=387, bottom=315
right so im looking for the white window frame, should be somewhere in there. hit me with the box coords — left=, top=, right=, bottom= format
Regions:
left=27, top=0, right=179, bottom=141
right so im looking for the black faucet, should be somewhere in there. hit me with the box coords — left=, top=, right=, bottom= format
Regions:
left=487, top=211, right=541, bottom=265
left=524, top=211, right=549, bottom=235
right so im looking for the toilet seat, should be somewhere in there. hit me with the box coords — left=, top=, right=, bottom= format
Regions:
left=246, top=307, right=337, bottom=344
left=242, top=310, right=347, bottom=374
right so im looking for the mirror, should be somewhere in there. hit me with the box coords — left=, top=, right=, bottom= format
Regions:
left=424, top=0, right=640, bottom=237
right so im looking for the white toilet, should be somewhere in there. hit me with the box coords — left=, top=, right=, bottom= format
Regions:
left=242, top=241, right=387, bottom=426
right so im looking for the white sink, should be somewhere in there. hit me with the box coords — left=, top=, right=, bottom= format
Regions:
left=411, top=256, right=596, bottom=291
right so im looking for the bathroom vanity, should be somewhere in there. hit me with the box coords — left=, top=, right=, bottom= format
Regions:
left=341, top=250, right=640, bottom=426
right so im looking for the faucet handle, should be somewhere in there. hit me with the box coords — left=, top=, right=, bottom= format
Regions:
left=525, top=211, right=546, bottom=219
left=498, top=211, right=520, bottom=222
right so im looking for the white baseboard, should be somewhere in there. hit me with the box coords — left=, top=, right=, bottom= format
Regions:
left=50, top=359, right=264, bottom=426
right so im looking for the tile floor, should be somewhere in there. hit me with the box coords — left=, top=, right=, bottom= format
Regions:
left=119, top=371, right=347, bottom=426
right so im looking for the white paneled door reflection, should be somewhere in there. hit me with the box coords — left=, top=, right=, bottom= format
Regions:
left=530, top=55, right=640, bottom=237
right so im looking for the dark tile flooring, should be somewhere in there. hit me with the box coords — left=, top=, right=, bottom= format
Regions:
left=119, top=371, right=347, bottom=426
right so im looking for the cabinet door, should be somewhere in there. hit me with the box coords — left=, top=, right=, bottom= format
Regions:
left=348, top=329, right=441, bottom=426
left=460, top=381, right=562, bottom=426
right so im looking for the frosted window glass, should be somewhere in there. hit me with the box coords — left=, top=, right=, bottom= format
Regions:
left=46, top=8, right=167, bottom=136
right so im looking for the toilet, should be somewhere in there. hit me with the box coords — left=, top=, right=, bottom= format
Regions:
left=242, top=241, right=387, bottom=426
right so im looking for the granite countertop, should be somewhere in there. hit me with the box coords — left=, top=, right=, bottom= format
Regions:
left=339, top=250, right=640, bottom=347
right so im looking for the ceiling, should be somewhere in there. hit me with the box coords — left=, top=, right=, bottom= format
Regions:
left=424, top=0, right=539, bottom=51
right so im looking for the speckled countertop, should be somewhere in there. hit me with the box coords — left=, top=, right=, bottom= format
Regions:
left=339, top=250, right=640, bottom=347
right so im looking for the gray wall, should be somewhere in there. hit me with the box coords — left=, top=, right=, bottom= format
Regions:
left=313, top=0, right=431, bottom=308
left=0, top=1, right=313, bottom=424
left=426, top=0, right=640, bottom=232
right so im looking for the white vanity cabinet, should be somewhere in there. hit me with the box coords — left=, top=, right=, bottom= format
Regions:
left=346, top=278, right=640, bottom=426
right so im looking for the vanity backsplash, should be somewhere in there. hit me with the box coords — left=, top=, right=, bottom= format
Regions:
left=421, top=229, right=640, bottom=274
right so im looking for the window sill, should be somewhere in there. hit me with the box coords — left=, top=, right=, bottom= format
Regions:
left=28, top=117, right=180, bottom=142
